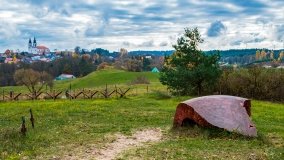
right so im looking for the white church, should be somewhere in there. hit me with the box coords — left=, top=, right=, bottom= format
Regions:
left=28, top=37, right=50, bottom=55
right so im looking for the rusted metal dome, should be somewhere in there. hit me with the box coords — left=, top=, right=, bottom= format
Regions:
left=173, top=95, right=257, bottom=137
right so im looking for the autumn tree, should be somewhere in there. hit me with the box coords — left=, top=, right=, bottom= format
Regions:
left=255, top=50, right=260, bottom=60
left=119, top=48, right=128, bottom=58
left=278, top=51, right=284, bottom=61
left=260, top=50, right=266, bottom=60
left=125, top=58, right=143, bottom=72
left=14, top=69, right=53, bottom=99
left=160, top=28, right=221, bottom=95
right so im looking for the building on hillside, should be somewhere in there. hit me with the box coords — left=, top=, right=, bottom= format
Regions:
left=4, top=56, right=18, bottom=64
left=262, top=65, right=272, bottom=68
left=28, top=37, right=50, bottom=55
left=55, top=74, right=76, bottom=80
left=36, top=46, right=50, bottom=55
left=151, top=67, right=160, bottom=73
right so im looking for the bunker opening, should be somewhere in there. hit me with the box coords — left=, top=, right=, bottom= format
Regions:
left=181, top=118, right=196, bottom=127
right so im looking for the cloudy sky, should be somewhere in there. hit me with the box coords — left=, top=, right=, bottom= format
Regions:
left=0, top=0, right=283, bottom=52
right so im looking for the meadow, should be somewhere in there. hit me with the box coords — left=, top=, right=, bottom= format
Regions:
left=0, top=69, right=162, bottom=94
left=0, top=69, right=283, bottom=159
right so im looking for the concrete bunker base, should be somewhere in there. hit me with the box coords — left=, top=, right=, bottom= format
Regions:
left=172, top=95, right=257, bottom=137
left=173, top=103, right=213, bottom=128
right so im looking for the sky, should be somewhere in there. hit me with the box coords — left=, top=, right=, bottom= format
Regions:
left=0, top=0, right=283, bottom=52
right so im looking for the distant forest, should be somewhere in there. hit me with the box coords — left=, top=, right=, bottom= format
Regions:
left=205, top=49, right=283, bottom=65
left=128, top=48, right=284, bottom=65
left=205, top=49, right=283, bottom=57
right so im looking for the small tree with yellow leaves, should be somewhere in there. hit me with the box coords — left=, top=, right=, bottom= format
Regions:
left=255, top=50, right=261, bottom=60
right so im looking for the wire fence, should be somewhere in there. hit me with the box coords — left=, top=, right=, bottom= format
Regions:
left=0, top=84, right=169, bottom=102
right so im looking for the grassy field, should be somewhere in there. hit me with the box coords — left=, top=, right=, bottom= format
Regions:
left=0, top=69, right=283, bottom=159
left=0, top=95, right=283, bottom=159
left=0, top=69, right=162, bottom=94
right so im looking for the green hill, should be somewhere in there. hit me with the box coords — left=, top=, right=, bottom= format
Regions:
left=55, top=69, right=160, bottom=90
left=0, top=69, right=162, bottom=93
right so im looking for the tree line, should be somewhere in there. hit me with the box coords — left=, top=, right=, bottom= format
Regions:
left=0, top=56, right=95, bottom=87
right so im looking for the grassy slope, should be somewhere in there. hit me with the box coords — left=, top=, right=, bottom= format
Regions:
left=0, top=69, right=162, bottom=93
left=0, top=69, right=283, bottom=159
left=0, top=97, right=283, bottom=159
left=54, top=69, right=161, bottom=90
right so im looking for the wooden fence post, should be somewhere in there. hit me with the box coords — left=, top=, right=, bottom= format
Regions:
left=30, top=109, right=35, bottom=128
left=115, top=85, right=118, bottom=98
left=69, top=83, right=72, bottom=101
left=106, top=84, right=108, bottom=97
left=21, top=116, right=27, bottom=136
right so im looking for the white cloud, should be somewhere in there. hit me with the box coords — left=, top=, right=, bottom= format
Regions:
left=0, top=21, right=21, bottom=39
left=0, top=0, right=283, bottom=52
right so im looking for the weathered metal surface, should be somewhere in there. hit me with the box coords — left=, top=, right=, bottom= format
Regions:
left=173, top=95, right=257, bottom=137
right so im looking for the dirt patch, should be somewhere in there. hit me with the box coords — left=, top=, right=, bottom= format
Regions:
left=61, top=128, right=162, bottom=160
left=93, top=128, right=162, bottom=160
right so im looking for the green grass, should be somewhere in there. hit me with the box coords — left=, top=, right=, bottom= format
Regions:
left=0, top=69, right=283, bottom=159
left=0, top=96, right=283, bottom=159
left=121, top=100, right=284, bottom=160
left=54, top=69, right=161, bottom=90
left=0, top=69, right=162, bottom=94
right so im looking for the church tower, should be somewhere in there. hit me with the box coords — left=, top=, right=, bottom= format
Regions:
left=28, top=38, right=32, bottom=50
left=33, top=37, right=37, bottom=47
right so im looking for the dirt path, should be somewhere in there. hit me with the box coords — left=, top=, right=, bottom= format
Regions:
left=93, top=128, right=162, bottom=160
left=61, top=128, right=162, bottom=160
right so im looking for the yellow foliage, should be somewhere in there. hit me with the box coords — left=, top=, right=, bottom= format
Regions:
left=255, top=50, right=260, bottom=60
left=260, top=50, right=266, bottom=59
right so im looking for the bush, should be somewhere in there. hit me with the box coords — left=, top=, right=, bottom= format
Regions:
left=217, top=67, right=284, bottom=101
left=97, top=62, right=109, bottom=70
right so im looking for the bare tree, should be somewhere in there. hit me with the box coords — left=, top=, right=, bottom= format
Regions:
left=14, top=69, right=53, bottom=99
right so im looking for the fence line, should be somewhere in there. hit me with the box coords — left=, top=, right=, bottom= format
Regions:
left=0, top=84, right=158, bottom=102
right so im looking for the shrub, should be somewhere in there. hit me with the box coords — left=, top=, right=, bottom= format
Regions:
left=97, top=62, right=109, bottom=70
left=217, top=67, right=284, bottom=101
